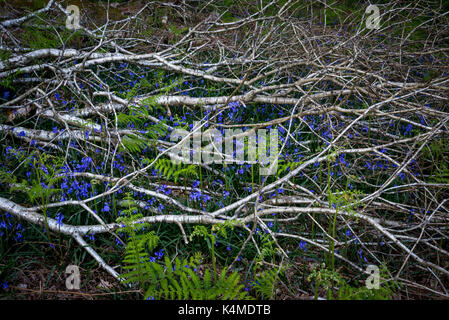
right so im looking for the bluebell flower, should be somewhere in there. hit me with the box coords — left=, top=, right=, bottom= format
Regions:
left=155, top=249, right=164, bottom=259
left=157, top=184, right=171, bottom=195
left=189, top=189, right=202, bottom=202
left=56, top=213, right=64, bottom=226
left=299, top=240, right=307, bottom=252
left=358, top=249, right=367, bottom=262
left=86, top=233, right=95, bottom=241
left=192, top=180, right=200, bottom=188
left=100, top=203, right=109, bottom=213
left=14, top=233, right=23, bottom=242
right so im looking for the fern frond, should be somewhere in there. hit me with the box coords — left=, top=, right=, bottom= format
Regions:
left=152, top=158, right=199, bottom=183
left=119, top=134, right=151, bottom=153
left=277, top=159, right=303, bottom=176
left=253, top=267, right=284, bottom=299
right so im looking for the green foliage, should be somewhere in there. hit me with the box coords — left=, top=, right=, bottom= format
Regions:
left=119, top=134, right=151, bottom=153
left=117, top=192, right=160, bottom=285
left=189, top=221, right=241, bottom=282
left=116, top=119, right=166, bottom=153
left=4, top=153, right=65, bottom=235
left=168, top=24, right=188, bottom=37
left=117, top=198, right=249, bottom=300
left=190, top=224, right=224, bottom=280
left=30, top=0, right=46, bottom=10
left=118, top=93, right=164, bottom=127
left=19, top=153, right=64, bottom=205
left=152, top=158, right=199, bottom=183
left=29, top=153, right=64, bottom=201
left=308, top=262, right=343, bottom=299
left=255, top=233, right=282, bottom=267
left=429, top=167, right=449, bottom=183
left=422, top=138, right=449, bottom=183
left=142, top=255, right=251, bottom=300
left=253, top=267, right=284, bottom=299
left=0, top=69, right=21, bottom=91
left=0, top=147, right=31, bottom=190
left=122, top=73, right=183, bottom=103
left=0, top=49, right=11, bottom=62
left=336, top=281, right=397, bottom=300
left=125, top=78, right=151, bottom=102
left=276, top=159, right=302, bottom=176
left=328, top=188, right=363, bottom=217
left=22, top=27, right=62, bottom=50
left=308, top=263, right=399, bottom=300
left=117, top=76, right=189, bottom=154
left=336, top=265, right=400, bottom=300
left=135, top=96, right=166, bottom=114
